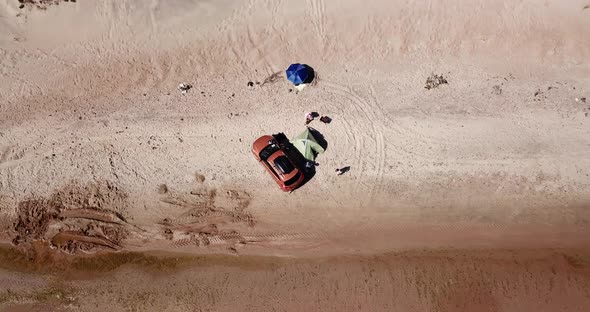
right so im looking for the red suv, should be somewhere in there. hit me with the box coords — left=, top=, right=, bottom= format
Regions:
left=252, top=134, right=305, bottom=192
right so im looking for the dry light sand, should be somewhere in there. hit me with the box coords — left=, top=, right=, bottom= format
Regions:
left=1, top=0, right=590, bottom=311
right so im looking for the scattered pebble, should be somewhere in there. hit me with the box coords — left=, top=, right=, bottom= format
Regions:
left=492, top=85, right=502, bottom=95
left=163, top=228, right=173, bottom=240
left=157, top=184, right=168, bottom=194
left=195, top=173, right=206, bottom=183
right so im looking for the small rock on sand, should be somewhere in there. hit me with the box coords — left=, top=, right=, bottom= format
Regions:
left=195, top=173, right=206, bottom=183
left=157, top=184, right=168, bottom=194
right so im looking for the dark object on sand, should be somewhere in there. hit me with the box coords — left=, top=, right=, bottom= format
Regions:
left=320, top=116, right=332, bottom=124
left=305, top=113, right=313, bottom=125
left=247, top=81, right=254, bottom=87
left=305, top=112, right=320, bottom=125
left=335, top=166, right=350, bottom=176
left=425, top=74, right=448, bottom=90
left=178, top=83, right=192, bottom=94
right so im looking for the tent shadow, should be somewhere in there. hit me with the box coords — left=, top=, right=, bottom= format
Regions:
left=308, top=127, right=328, bottom=151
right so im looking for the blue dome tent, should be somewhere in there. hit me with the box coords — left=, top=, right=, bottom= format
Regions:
left=286, top=63, right=314, bottom=85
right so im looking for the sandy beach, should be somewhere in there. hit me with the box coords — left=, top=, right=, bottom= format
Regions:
left=1, top=0, right=590, bottom=310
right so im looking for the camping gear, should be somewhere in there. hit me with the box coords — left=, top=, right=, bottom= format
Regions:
left=286, top=63, right=313, bottom=85
left=290, top=128, right=325, bottom=161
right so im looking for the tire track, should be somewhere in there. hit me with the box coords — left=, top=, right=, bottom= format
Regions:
left=163, top=222, right=590, bottom=252
left=306, top=0, right=327, bottom=40
left=238, top=0, right=281, bottom=73
left=323, top=84, right=365, bottom=182
left=161, top=211, right=239, bottom=227
left=0, top=48, right=46, bottom=99
left=333, top=108, right=359, bottom=166
left=226, top=29, right=249, bottom=73
left=101, top=0, right=117, bottom=43
left=221, top=1, right=256, bottom=73
left=0, top=146, right=13, bottom=165
left=218, top=0, right=278, bottom=74
left=367, top=86, right=387, bottom=199
left=169, top=230, right=329, bottom=249
left=149, top=0, right=160, bottom=34
left=351, top=83, right=441, bottom=160
left=322, top=81, right=387, bottom=202
left=245, top=24, right=273, bottom=72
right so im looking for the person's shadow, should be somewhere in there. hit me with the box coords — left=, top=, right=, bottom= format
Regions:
left=337, top=166, right=351, bottom=175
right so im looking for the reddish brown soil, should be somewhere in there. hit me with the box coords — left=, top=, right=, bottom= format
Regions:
left=1, top=245, right=589, bottom=311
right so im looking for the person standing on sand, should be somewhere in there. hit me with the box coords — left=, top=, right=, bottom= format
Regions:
left=305, top=112, right=314, bottom=125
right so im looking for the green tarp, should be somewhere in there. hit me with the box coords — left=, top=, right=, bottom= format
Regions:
left=291, top=128, right=325, bottom=161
